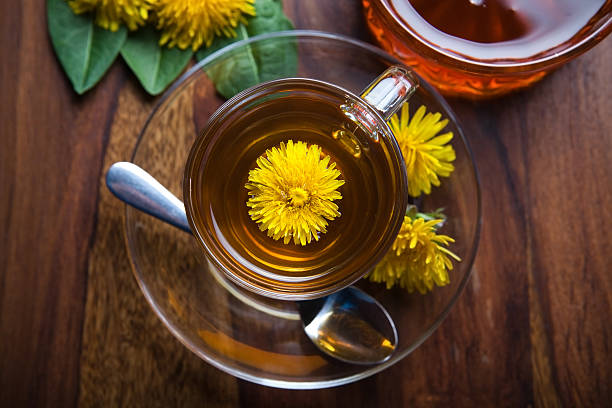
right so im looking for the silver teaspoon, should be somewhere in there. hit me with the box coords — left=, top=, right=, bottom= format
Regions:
left=106, top=161, right=398, bottom=365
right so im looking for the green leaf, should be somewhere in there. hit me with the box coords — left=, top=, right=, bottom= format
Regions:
left=195, top=0, right=297, bottom=99
left=197, top=25, right=260, bottom=99
left=121, top=26, right=193, bottom=95
left=244, top=0, right=293, bottom=37
left=246, top=0, right=296, bottom=83
left=47, top=0, right=126, bottom=94
left=196, top=22, right=251, bottom=60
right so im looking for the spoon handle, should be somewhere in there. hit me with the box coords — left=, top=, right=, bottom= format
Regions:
left=106, top=162, right=191, bottom=233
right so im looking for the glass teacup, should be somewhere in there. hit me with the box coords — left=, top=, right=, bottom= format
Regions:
left=184, top=66, right=418, bottom=300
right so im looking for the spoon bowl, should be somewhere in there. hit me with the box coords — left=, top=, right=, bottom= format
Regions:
left=299, top=286, right=397, bottom=365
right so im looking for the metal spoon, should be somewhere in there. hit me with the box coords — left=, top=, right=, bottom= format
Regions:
left=106, top=161, right=398, bottom=365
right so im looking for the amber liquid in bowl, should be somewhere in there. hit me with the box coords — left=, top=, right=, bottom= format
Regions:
left=184, top=79, right=407, bottom=300
left=364, top=0, right=611, bottom=97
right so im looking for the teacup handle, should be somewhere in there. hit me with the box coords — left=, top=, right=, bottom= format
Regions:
left=341, top=66, right=418, bottom=139
left=360, top=66, right=418, bottom=120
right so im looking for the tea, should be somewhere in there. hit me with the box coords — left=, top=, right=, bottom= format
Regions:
left=363, top=0, right=610, bottom=97
left=185, top=79, right=407, bottom=298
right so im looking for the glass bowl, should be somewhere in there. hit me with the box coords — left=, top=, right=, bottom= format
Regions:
left=124, top=30, right=481, bottom=389
left=363, top=0, right=612, bottom=98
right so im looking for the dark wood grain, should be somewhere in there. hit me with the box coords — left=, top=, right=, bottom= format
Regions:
left=1, top=0, right=611, bottom=407
left=0, top=0, right=123, bottom=406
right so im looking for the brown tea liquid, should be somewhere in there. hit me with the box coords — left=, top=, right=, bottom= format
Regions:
left=364, top=0, right=610, bottom=97
left=186, top=80, right=406, bottom=298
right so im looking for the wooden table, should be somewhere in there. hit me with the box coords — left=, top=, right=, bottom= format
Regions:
left=1, top=1, right=611, bottom=406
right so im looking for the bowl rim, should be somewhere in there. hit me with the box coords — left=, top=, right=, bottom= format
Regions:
left=372, top=0, right=612, bottom=71
left=124, top=29, right=483, bottom=389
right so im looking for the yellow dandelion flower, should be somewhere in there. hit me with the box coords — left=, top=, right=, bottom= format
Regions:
left=245, top=140, right=345, bottom=246
left=367, top=215, right=461, bottom=294
left=390, top=104, right=456, bottom=197
left=151, top=0, right=256, bottom=51
left=68, top=0, right=151, bottom=31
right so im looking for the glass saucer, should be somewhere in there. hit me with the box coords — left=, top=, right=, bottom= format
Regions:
left=124, top=30, right=481, bottom=389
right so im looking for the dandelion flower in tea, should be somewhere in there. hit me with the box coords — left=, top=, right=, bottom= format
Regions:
left=245, top=140, right=345, bottom=246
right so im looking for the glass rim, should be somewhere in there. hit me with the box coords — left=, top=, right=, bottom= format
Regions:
left=124, top=29, right=483, bottom=389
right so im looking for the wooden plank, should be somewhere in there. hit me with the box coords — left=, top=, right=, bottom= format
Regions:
left=0, top=0, right=123, bottom=406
